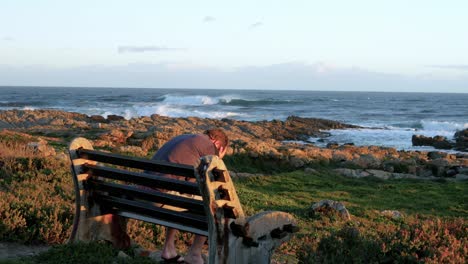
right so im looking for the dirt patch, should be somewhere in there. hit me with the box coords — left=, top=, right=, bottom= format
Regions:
left=0, top=242, right=50, bottom=260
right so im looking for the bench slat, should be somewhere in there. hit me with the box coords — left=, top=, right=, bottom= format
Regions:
left=86, top=179, right=205, bottom=214
left=94, top=193, right=208, bottom=233
left=117, top=211, right=209, bottom=237
left=76, top=148, right=196, bottom=178
left=83, top=164, right=201, bottom=195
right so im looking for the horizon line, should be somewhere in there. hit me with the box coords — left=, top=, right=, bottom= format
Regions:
left=1, top=85, right=468, bottom=95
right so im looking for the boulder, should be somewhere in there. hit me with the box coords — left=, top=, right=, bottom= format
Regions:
left=454, top=128, right=468, bottom=151
left=289, top=157, right=305, bottom=168
left=331, top=151, right=353, bottom=163
left=310, top=200, right=351, bottom=220
left=334, top=168, right=363, bottom=178
left=304, top=167, right=317, bottom=174
left=412, top=134, right=434, bottom=146
left=380, top=210, right=404, bottom=219
left=99, top=129, right=133, bottom=144
left=365, top=169, right=393, bottom=180
left=107, top=114, right=126, bottom=122
left=89, top=115, right=107, bottom=123
left=346, top=154, right=382, bottom=169
left=27, top=140, right=56, bottom=157
left=428, top=151, right=449, bottom=160
left=118, top=145, right=146, bottom=156
left=412, top=134, right=454, bottom=149
left=427, top=158, right=451, bottom=177
left=455, top=174, right=468, bottom=181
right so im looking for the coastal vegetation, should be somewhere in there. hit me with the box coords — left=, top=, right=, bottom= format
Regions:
left=0, top=132, right=466, bottom=263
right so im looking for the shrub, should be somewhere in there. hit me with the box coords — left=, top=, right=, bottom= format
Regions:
left=297, top=217, right=467, bottom=263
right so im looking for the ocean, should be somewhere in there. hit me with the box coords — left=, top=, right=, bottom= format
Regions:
left=1, top=86, right=467, bottom=152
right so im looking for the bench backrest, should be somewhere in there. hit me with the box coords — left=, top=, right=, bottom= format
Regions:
left=69, top=137, right=245, bottom=240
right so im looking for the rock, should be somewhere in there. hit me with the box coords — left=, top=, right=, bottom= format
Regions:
left=348, top=154, right=382, bottom=169
left=231, top=139, right=248, bottom=154
left=365, top=169, right=392, bottom=180
left=412, top=134, right=434, bottom=146
left=427, top=158, right=451, bottom=177
left=456, top=153, right=468, bottom=159
left=380, top=210, right=404, bottom=219
left=99, top=129, right=133, bottom=144
left=457, top=159, right=468, bottom=166
left=289, top=157, right=305, bottom=168
left=0, top=242, right=50, bottom=260
left=118, top=145, right=146, bottom=156
left=428, top=151, right=449, bottom=160
left=432, top=135, right=454, bottom=149
left=334, top=168, right=362, bottom=178
left=455, top=174, right=468, bottom=181
left=27, top=140, right=56, bottom=157
left=55, top=152, right=69, bottom=161
left=417, top=169, right=434, bottom=178
left=107, top=114, right=125, bottom=122
left=89, top=115, right=107, bottom=123
left=331, top=151, right=353, bottom=163
left=117, top=251, right=130, bottom=259
left=304, top=167, right=317, bottom=174
left=454, top=128, right=468, bottom=151
left=412, top=135, right=454, bottom=149
left=310, top=200, right=351, bottom=220
left=445, top=166, right=460, bottom=177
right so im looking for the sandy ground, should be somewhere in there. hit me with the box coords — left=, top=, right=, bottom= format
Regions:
left=0, top=242, right=50, bottom=260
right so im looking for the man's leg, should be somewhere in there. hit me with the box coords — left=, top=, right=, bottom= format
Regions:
left=184, top=235, right=207, bottom=264
left=161, top=227, right=183, bottom=261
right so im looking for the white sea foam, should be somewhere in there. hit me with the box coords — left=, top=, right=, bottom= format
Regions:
left=161, top=95, right=218, bottom=105
left=314, top=124, right=466, bottom=152
left=218, top=94, right=244, bottom=103
left=420, top=120, right=468, bottom=132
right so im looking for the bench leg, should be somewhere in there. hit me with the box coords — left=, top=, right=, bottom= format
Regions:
left=68, top=137, right=131, bottom=249
left=75, top=208, right=130, bottom=249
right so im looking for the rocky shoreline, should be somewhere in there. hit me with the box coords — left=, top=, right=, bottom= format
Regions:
left=0, top=109, right=467, bottom=180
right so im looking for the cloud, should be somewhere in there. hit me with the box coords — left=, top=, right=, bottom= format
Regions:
left=117, top=46, right=185, bottom=54
left=249, top=22, right=263, bottom=29
left=1, top=36, right=14, bottom=41
left=203, top=16, right=215, bottom=22
left=428, top=64, right=468, bottom=70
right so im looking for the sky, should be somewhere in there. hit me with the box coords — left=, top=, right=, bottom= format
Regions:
left=1, top=0, right=468, bottom=92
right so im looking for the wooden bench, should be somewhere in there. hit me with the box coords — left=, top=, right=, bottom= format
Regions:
left=68, top=137, right=298, bottom=263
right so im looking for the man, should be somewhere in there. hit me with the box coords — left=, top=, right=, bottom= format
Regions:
left=152, top=128, right=228, bottom=264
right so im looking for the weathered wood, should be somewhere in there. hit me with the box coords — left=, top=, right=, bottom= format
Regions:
left=196, top=155, right=246, bottom=264
left=94, top=194, right=209, bottom=235
left=83, top=164, right=200, bottom=195
left=68, top=137, right=129, bottom=249
left=77, top=148, right=195, bottom=178
left=69, top=137, right=298, bottom=263
left=86, top=179, right=205, bottom=214
left=196, top=155, right=298, bottom=264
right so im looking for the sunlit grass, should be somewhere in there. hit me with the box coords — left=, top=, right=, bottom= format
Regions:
left=235, top=170, right=468, bottom=218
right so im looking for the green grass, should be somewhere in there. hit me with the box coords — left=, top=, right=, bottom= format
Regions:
left=235, top=170, right=468, bottom=218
